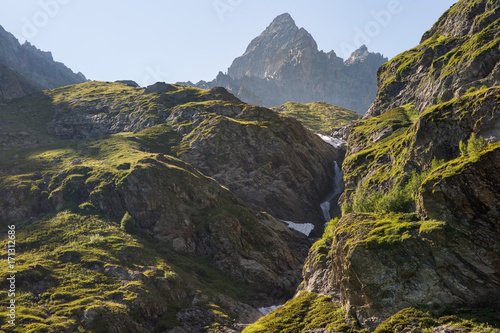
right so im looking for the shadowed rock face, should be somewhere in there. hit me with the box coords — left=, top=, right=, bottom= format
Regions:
left=295, top=1, right=500, bottom=331
left=0, top=62, right=38, bottom=102
left=0, top=24, right=86, bottom=91
left=182, top=13, right=387, bottom=113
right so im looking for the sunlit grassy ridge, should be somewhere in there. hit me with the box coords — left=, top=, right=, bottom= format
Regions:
left=243, top=291, right=351, bottom=333
left=0, top=211, right=252, bottom=332
left=377, top=0, right=500, bottom=110
left=273, top=101, right=361, bottom=132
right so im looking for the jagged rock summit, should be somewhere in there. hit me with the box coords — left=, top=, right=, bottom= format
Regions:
left=181, top=13, right=387, bottom=113
left=0, top=24, right=86, bottom=95
left=228, top=13, right=318, bottom=80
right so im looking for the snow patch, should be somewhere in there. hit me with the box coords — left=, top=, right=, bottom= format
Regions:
left=317, top=134, right=346, bottom=148
left=283, top=221, right=315, bottom=237
left=258, top=305, right=282, bottom=315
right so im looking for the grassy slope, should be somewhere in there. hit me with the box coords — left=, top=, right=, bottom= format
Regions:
left=0, top=211, right=250, bottom=332
left=342, top=103, right=419, bottom=199
left=0, top=124, right=250, bottom=331
left=272, top=101, right=361, bottom=132
left=0, top=82, right=299, bottom=332
left=243, top=291, right=351, bottom=333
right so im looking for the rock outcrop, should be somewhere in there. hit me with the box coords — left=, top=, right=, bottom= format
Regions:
left=257, top=1, right=500, bottom=332
left=366, top=0, right=500, bottom=117
left=182, top=13, right=387, bottom=113
left=0, top=24, right=86, bottom=90
left=301, top=209, right=500, bottom=330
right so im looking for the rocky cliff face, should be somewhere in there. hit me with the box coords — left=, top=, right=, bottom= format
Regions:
left=183, top=14, right=387, bottom=113
left=366, top=0, right=500, bottom=118
left=248, top=1, right=500, bottom=332
left=0, top=25, right=86, bottom=91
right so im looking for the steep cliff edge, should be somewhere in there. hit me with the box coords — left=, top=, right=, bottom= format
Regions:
left=247, top=1, right=500, bottom=332
left=366, top=0, right=500, bottom=117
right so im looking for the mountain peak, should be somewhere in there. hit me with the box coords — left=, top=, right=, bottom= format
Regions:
left=345, top=44, right=380, bottom=65
left=228, top=13, right=316, bottom=80
left=269, top=13, right=297, bottom=28
left=218, top=13, right=387, bottom=112
left=261, top=13, right=300, bottom=38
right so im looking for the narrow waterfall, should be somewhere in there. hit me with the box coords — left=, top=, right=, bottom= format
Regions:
left=320, top=161, right=343, bottom=223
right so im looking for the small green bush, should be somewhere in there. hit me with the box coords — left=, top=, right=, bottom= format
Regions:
left=120, top=211, right=135, bottom=233
left=466, top=86, right=477, bottom=94
left=460, top=133, right=487, bottom=160
left=351, top=180, right=412, bottom=214
left=467, top=133, right=487, bottom=157
left=349, top=166, right=442, bottom=214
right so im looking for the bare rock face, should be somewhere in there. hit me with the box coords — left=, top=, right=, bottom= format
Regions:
left=180, top=106, right=342, bottom=229
left=0, top=24, right=86, bottom=90
left=182, top=14, right=387, bottom=113
left=419, top=145, right=500, bottom=235
left=366, top=0, right=500, bottom=118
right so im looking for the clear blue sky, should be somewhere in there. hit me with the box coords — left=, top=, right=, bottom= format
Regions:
left=0, top=0, right=457, bottom=86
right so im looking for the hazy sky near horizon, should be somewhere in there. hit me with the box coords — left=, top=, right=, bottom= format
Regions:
left=0, top=0, right=457, bottom=86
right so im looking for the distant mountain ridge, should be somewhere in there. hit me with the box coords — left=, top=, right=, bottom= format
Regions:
left=0, top=24, right=86, bottom=98
left=181, top=13, right=387, bottom=113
